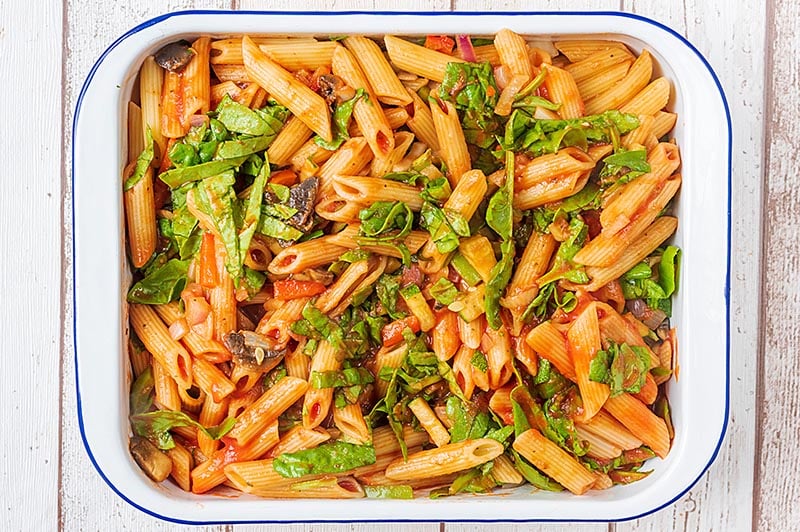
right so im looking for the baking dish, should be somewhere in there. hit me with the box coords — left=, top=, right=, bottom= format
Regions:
left=72, top=10, right=730, bottom=524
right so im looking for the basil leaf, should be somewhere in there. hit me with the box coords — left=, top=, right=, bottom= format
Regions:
left=124, top=128, right=155, bottom=190
left=130, top=410, right=236, bottom=450
left=127, top=258, right=189, bottom=304
left=272, top=441, right=376, bottom=478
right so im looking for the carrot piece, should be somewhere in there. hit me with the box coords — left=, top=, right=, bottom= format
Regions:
left=198, top=232, right=218, bottom=288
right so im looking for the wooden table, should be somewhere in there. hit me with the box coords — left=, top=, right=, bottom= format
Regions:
left=2, top=0, right=793, bottom=530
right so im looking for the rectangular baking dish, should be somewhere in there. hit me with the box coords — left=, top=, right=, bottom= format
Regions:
left=72, top=10, right=731, bottom=524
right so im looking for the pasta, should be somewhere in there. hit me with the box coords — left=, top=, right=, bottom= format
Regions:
left=124, top=30, right=682, bottom=499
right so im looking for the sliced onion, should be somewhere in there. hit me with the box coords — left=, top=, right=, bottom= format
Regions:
left=456, top=35, right=477, bottom=62
left=184, top=295, right=211, bottom=326
left=169, top=317, right=189, bottom=341
left=493, top=65, right=510, bottom=90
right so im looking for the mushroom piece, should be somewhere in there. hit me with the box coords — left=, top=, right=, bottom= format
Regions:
left=286, top=176, right=319, bottom=232
left=154, top=40, right=195, bottom=73
left=223, top=330, right=286, bottom=372
left=130, top=436, right=173, bottom=482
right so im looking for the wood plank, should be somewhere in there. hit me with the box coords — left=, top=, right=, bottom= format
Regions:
left=61, top=1, right=231, bottom=529
left=754, top=0, right=800, bottom=530
left=0, top=1, right=62, bottom=531
left=615, top=1, right=765, bottom=530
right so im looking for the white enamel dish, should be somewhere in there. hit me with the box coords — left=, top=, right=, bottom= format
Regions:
left=72, top=10, right=731, bottom=524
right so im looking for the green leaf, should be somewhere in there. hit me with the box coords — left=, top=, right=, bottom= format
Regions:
left=193, top=171, right=242, bottom=279
left=238, top=163, right=269, bottom=267
left=242, top=266, right=267, bottom=297
left=359, top=201, right=413, bottom=240
left=430, top=278, right=459, bottom=306
left=420, top=177, right=452, bottom=203
left=159, top=157, right=247, bottom=189
left=512, top=94, right=561, bottom=111
left=216, top=94, right=275, bottom=136
left=130, top=410, right=236, bottom=450
left=310, top=367, right=374, bottom=389
left=483, top=425, right=514, bottom=445
left=300, top=302, right=347, bottom=353
left=589, top=342, right=651, bottom=397
left=599, top=149, right=651, bottom=185
left=257, top=213, right=304, bottom=241
left=659, top=245, right=681, bottom=296
left=420, top=202, right=463, bottom=254
left=315, top=88, right=365, bottom=150
left=130, top=366, right=154, bottom=416
left=364, top=485, right=413, bottom=499
left=438, top=62, right=501, bottom=148
left=623, top=261, right=653, bottom=280
left=124, top=128, right=155, bottom=190
left=127, top=258, right=189, bottom=304
left=272, top=441, right=376, bottom=478
left=215, top=135, right=274, bottom=160
left=375, top=274, right=406, bottom=320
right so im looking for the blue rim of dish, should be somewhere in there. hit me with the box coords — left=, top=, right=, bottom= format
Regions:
left=72, top=9, right=732, bottom=525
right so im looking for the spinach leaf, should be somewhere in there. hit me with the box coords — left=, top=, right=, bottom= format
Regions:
left=470, top=350, right=489, bottom=372
left=375, top=274, right=406, bottom=320
left=127, top=258, right=189, bottom=304
left=124, top=128, right=155, bottom=191
left=420, top=202, right=467, bottom=254
left=528, top=182, right=602, bottom=234
left=315, top=88, right=365, bottom=150
left=216, top=95, right=276, bottom=136
left=599, top=149, right=650, bottom=186
left=438, top=62, right=501, bottom=148
left=589, top=341, right=651, bottom=397
left=446, top=396, right=490, bottom=443
left=257, top=212, right=304, bottom=241
left=358, top=201, right=413, bottom=240
left=242, top=266, right=266, bottom=297
left=535, top=217, right=589, bottom=286
left=159, top=157, right=247, bottom=189
left=272, top=441, right=376, bottom=478
left=170, top=184, right=201, bottom=259
left=419, top=177, right=452, bottom=203
left=193, top=171, right=242, bottom=279
left=299, top=302, right=347, bottom=353
left=130, top=410, right=236, bottom=450
left=310, top=367, right=374, bottom=389
left=238, top=163, right=268, bottom=266
left=484, top=150, right=515, bottom=329
left=512, top=94, right=561, bottom=111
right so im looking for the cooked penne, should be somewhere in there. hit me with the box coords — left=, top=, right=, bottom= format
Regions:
left=127, top=34, right=681, bottom=499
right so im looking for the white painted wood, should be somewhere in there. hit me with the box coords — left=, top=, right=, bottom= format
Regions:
left=755, top=0, right=800, bottom=530
left=613, top=2, right=765, bottom=531
left=0, top=0, right=62, bottom=531
left=53, top=0, right=774, bottom=531
left=60, top=3, right=232, bottom=530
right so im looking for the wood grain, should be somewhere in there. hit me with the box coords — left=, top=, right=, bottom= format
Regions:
left=60, top=3, right=231, bottom=530
left=613, top=2, right=766, bottom=531
left=0, top=1, right=62, bottom=531
left=754, top=0, right=800, bottom=530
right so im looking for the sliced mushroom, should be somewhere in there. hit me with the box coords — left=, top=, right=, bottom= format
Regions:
left=223, top=330, right=286, bottom=372
left=154, top=40, right=195, bottom=73
left=130, top=436, right=173, bottom=482
left=286, top=176, right=319, bottom=232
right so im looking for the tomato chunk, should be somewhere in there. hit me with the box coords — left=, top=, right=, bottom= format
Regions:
left=381, top=316, right=421, bottom=347
left=424, top=35, right=455, bottom=55
left=272, top=279, right=327, bottom=300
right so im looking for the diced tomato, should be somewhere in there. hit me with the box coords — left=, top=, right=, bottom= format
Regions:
left=424, top=35, right=455, bottom=55
left=198, top=232, right=218, bottom=288
left=582, top=209, right=602, bottom=239
left=272, top=279, right=327, bottom=300
left=381, top=316, right=421, bottom=347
